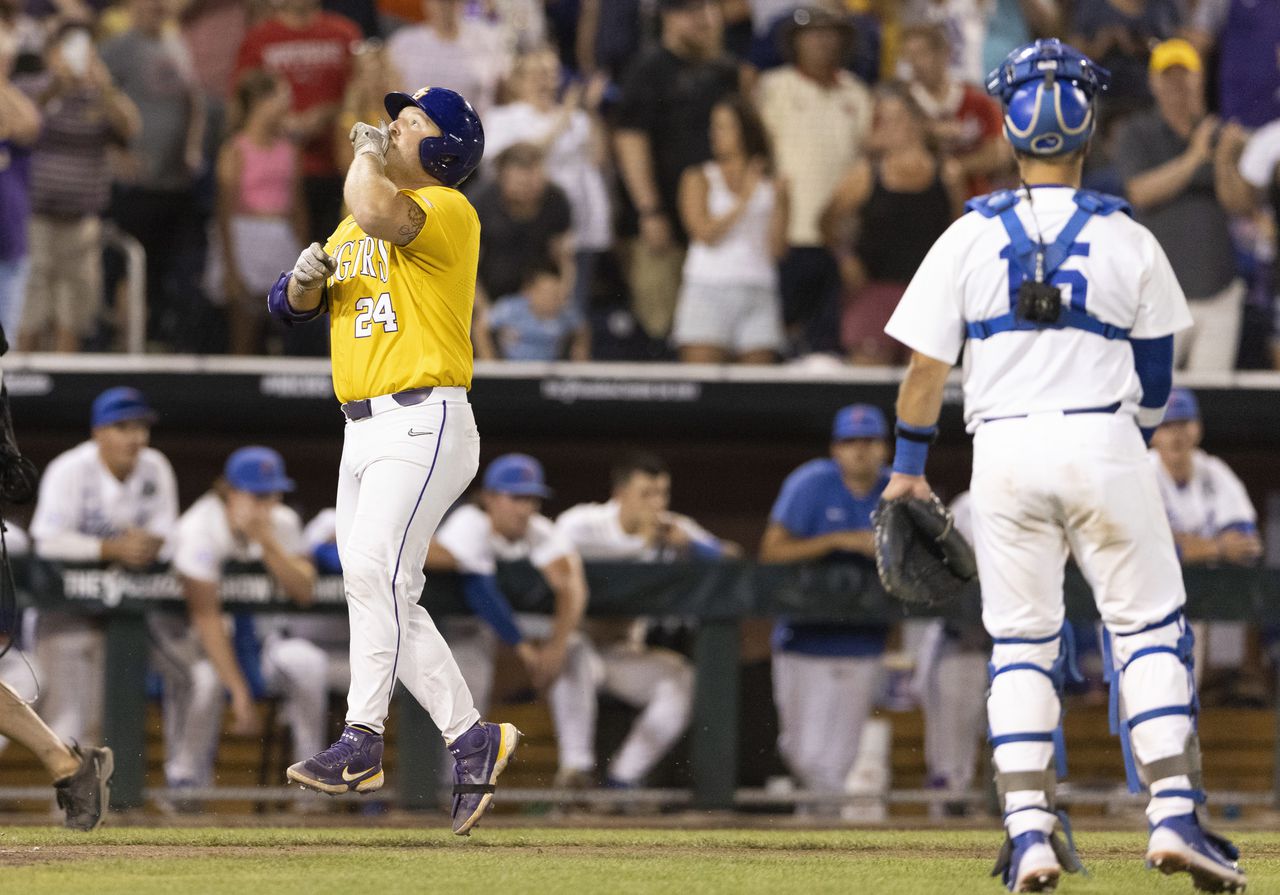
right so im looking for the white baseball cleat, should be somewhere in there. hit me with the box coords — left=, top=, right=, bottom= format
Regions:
left=995, top=831, right=1062, bottom=892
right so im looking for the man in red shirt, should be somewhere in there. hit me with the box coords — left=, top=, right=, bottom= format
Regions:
left=900, top=23, right=1009, bottom=198
left=234, top=0, right=359, bottom=244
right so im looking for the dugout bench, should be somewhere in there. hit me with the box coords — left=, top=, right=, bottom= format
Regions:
left=14, top=558, right=1280, bottom=812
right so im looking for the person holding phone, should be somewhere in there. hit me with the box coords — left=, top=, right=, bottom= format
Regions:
left=20, top=22, right=138, bottom=352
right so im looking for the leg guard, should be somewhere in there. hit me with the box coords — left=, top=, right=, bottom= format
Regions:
left=988, top=627, right=1086, bottom=884
left=1103, top=608, right=1202, bottom=823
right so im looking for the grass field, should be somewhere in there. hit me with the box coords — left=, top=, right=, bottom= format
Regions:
left=0, top=827, right=1276, bottom=894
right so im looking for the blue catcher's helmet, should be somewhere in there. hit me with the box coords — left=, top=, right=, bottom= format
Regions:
left=985, top=39, right=1110, bottom=157
left=384, top=87, right=484, bottom=187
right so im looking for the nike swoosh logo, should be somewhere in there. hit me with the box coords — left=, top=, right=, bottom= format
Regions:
left=342, top=766, right=373, bottom=782
left=408, top=428, right=434, bottom=437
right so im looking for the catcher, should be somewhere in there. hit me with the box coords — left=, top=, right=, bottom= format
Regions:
left=0, top=323, right=113, bottom=830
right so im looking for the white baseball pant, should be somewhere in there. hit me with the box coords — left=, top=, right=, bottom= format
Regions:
left=33, top=611, right=103, bottom=746
left=334, top=389, right=481, bottom=741
left=916, top=622, right=988, bottom=795
left=772, top=650, right=883, bottom=800
left=971, top=412, right=1197, bottom=836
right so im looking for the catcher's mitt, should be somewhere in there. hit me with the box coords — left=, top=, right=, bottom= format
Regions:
left=873, top=495, right=977, bottom=606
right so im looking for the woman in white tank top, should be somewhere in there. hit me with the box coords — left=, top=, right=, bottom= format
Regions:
left=674, top=96, right=789, bottom=364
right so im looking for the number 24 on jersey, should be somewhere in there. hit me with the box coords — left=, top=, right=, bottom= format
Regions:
left=354, top=293, right=399, bottom=338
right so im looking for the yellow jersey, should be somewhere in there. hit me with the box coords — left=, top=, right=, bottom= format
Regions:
left=322, top=185, right=480, bottom=404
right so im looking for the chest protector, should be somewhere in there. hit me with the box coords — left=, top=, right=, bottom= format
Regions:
left=964, top=189, right=1133, bottom=341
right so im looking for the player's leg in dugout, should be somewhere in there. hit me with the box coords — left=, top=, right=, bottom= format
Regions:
left=772, top=649, right=879, bottom=812
left=334, top=396, right=481, bottom=741
left=969, top=418, right=1074, bottom=839
left=1059, top=414, right=1199, bottom=825
left=262, top=633, right=329, bottom=768
left=598, top=644, right=693, bottom=786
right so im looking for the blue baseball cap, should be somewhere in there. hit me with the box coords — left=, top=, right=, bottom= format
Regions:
left=482, top=453, right=552, bottom=498
left=224, top=446, right=296, bottom=494
left=91, top=387, right=157, bottom=429
left=832, top=404, right=888, bottom=441
left=1163, top=388, right=1200, bottom=424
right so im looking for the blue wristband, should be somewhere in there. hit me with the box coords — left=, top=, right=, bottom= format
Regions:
left=893, top=422, right=937, bottom=476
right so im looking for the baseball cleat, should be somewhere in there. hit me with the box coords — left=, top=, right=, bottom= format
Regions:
left=994, top=831, right=1061, bottom=892
left=286, top=726, right=385, bottom=795
left=54, top=744, right=113, bottom=832
left=1147, top=813, right=1247, bottom=892
left=449, top=720, right=521, bottom=835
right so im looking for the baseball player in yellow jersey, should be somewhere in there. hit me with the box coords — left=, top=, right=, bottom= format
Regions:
left=267, top=86, right=519, bottom=836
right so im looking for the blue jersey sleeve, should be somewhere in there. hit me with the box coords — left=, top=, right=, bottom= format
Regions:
left=461, top=574, right=523, bottom=646
left=312, top=542, right=342, bottom=575
left=770, top=468, right=816, bottom=536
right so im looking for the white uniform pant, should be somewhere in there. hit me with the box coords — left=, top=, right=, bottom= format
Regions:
left=771, top=651, right=883, bottom=793
left=448, top=616, right=692, bottom=784
left=335, top=390, right=481, bottom=741
left=150, top=614, right=334, bottom=785
left=915, top=622, right=988, bottom=793
left=33, top=611, right=103, bottom=746
left=971, top=412, right=1196, bottom=835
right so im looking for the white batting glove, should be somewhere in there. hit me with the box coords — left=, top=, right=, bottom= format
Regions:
left=292, top=243, right=337, bottom=290
left=349, top=120, right=390, bottom=162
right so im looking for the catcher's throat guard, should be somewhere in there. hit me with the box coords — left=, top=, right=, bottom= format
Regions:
left=873, top=495, right=978, bottom=607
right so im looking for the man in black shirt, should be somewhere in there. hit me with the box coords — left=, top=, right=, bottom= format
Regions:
left=471, top=142, right=574, bottom=334
left=614, top=0, right=738, bottom=339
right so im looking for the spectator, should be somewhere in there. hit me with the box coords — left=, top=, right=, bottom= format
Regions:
left=20, top=22, right=140, bottom=352
left=555, top=452, right=738, bottom=791
left=744, top=2, right=880, bottom=85
left=486, top=48, right=612, bottom=314
left=1114, top=39, right=1253, bottom=371
left=982, top=0, right=1060, bottom=76
left=472, top=142, right=573, bottom=321
left=234, top=0, right=359, bottom=244
left=427, top=455, right=591, bottom=789
left=385, top=0, right=509, bottom=117
left=29, top=388, right=176, bottom=749
left=214, top=69, right=306, bottom=354
left=101, top=0, right=206, bottom=350
left=1149, top=388, right=1264, bottom=700
left=0, top=9, right=41, bottom=340
left=900, top=0, right=993, bottom=86
left=490, top=258, right=590, bottom=361
left=755, top=6, right=871, bottom=354
left=899, top=23, right=1007, bottom=198
left=821, top=84, right=963, bottom=365
left=613, top=0, right=738, bottom=340
left=673, top=95, right=787, bottom=364
left=1187, top=0, right=1280, bottom=129
left=160, top=446, right=324, bottom=795
left=333, top=37, right=401, bottom=172
left=1068, top=0, right=1182, bottom=119
left=1239, top=118, right=1280, bottom=367
left=757, top=404, right=891, bottom=815
left=574, top=0, right=646, bottom=82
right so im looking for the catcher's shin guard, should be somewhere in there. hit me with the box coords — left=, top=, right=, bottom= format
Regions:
left=1102, top=609, right=1203, bottom=821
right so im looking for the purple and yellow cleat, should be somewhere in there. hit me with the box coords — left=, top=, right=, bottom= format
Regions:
left=449, top=721, right=521, bottom=835
left=286, top=726, right=385, bottom=795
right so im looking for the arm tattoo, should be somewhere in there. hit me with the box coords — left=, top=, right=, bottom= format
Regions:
left=395, top=201, right=427, bottom=245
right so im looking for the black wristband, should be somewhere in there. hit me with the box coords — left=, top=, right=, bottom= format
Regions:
left=894, top=422, right=938, bottom=444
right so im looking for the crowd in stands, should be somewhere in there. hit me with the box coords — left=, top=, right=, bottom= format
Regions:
left=1, top=0, right=1279, bottom=368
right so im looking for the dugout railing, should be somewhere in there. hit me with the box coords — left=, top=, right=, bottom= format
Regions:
left=3, top=557, right=1278, bottom=814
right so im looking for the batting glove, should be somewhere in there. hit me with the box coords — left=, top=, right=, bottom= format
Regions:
left=350, top=120, right=390, bottom=162
left=292, top=243, right=337, bottom=291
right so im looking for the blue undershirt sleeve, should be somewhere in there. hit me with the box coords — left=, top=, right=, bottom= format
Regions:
left=461, top=573, right=523, bottom=646
left=1130, top=335, right=1174, bottom=443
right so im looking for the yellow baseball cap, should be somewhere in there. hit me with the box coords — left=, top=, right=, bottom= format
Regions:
left=1149, top=39, right=1202, bottom=74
